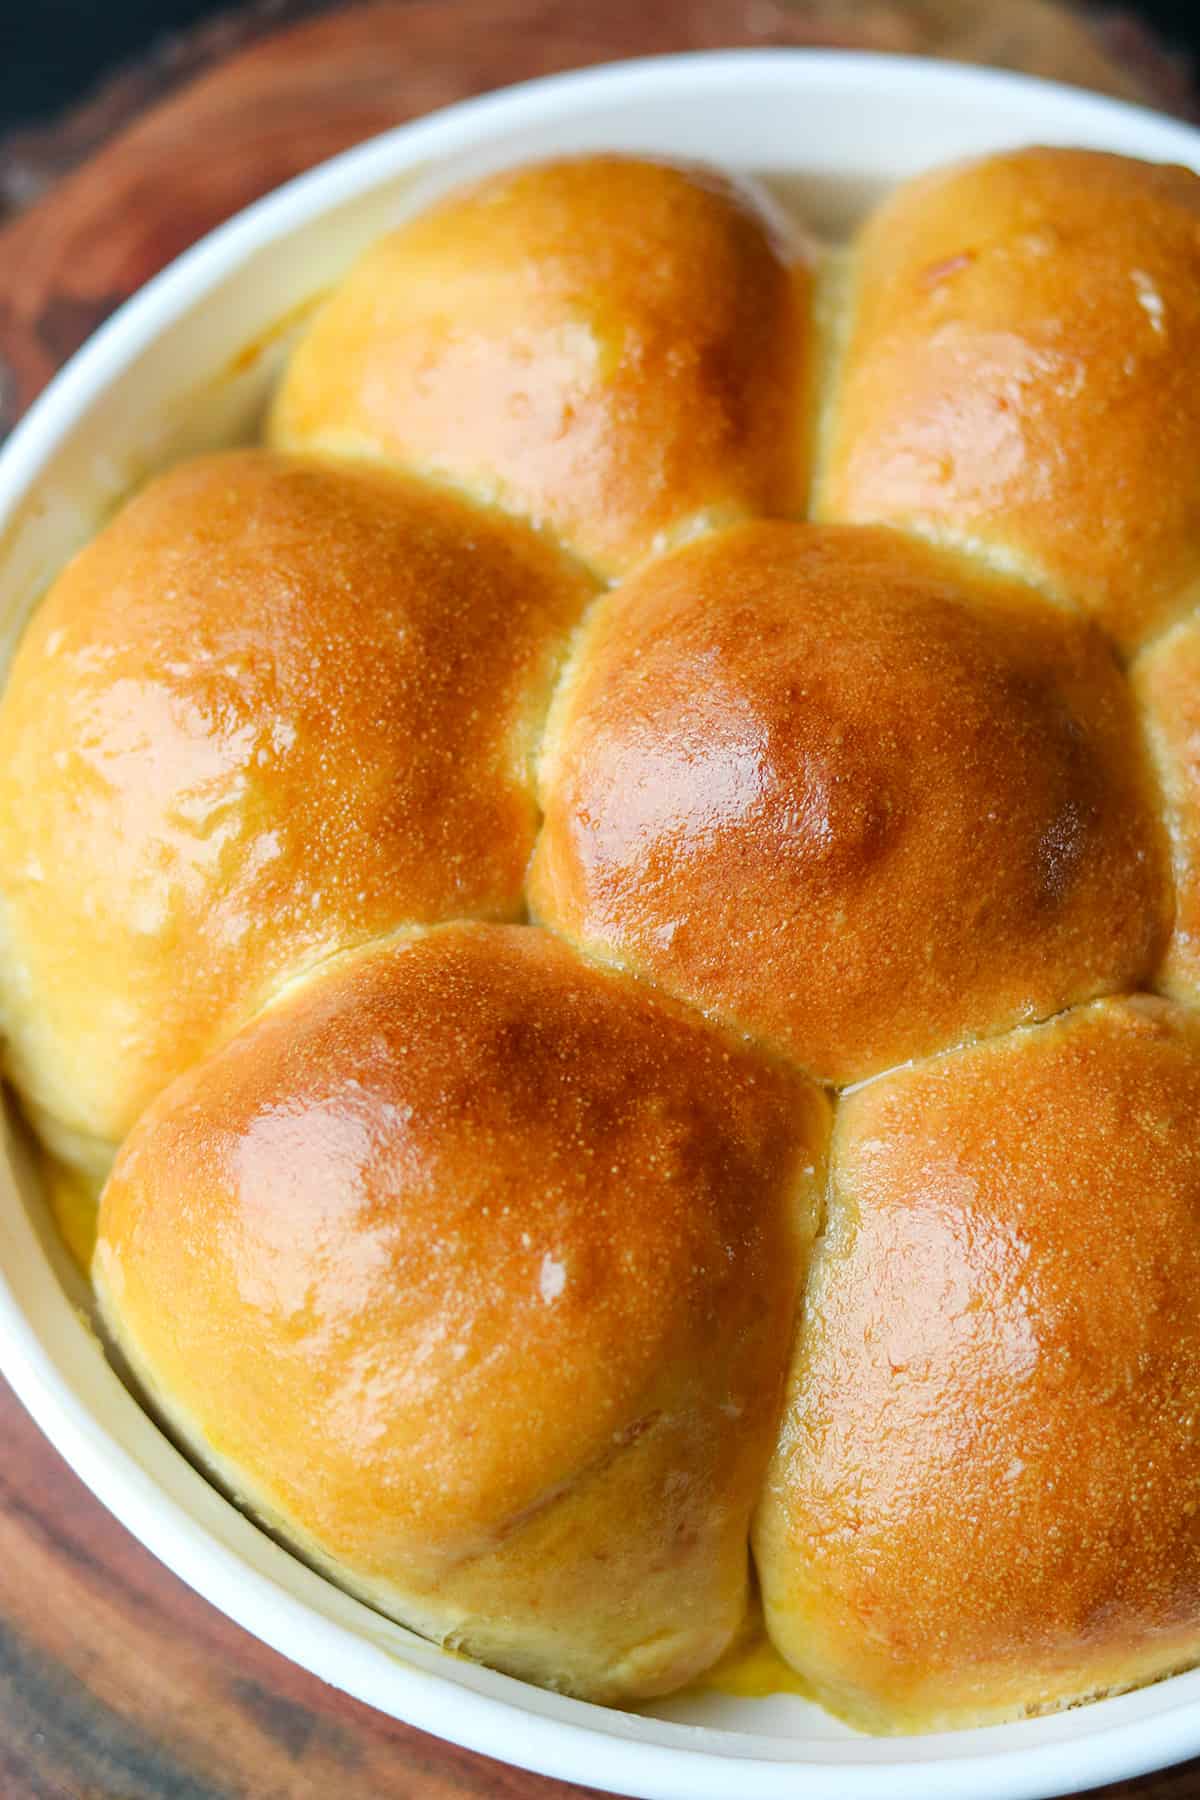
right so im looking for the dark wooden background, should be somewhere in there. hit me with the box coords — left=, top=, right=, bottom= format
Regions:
left=1, top=3, right=1200, bottom=1794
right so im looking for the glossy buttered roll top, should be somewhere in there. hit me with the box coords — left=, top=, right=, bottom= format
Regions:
left=6, top=145, right=1200, bottom=1730
left=0, top=449, right=593, bottom=1167
left=818, top=147, right=1200, bottom=654
left=269, top=155, right=814, bottom=578
left=531, top=521, right=1170, bottom=1083
left=95, top=923, right=828, bottom=1703
left=755, top=998, right=1200, bottom=1731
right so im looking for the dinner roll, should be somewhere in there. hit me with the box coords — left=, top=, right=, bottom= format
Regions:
left=269, top=155, right=812, bottom=577
left=530, top=520, right=1169, bottom=1085
left=94, top=922, right=827, bottom=1703
left=818, top=147, right=1200, bottom=653
left=754, top=996, right=1200, bottom=1733
left=0, top=451, right=592, bottom=1170
left=1134, top=612, right=1200, bottom=1003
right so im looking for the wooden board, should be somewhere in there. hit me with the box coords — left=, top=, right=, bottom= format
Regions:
left=0, top=3, right=1199, bottom=1793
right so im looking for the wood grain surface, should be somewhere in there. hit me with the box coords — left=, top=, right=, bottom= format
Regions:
left=1, top=3, right=1200, bottom=1795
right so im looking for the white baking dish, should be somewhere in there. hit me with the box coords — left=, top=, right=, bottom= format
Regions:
left=2, top=49, right=1199, bottom=1800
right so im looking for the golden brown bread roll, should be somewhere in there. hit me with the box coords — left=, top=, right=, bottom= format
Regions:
left=269, top=155, right=812, bottom=578
left=1134, top=613, right=1200, bottom=1002
left=754, top=995, right=1200, bottom=1733
left=93, top=922, right=828, bottom=1703
left=0, top=450, right=593, bottom=1171
left=530, top=519, right=1170, bottom=1084
left=818, top=147, right=1200, bottom=654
